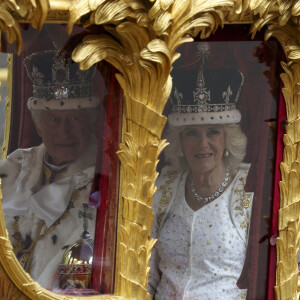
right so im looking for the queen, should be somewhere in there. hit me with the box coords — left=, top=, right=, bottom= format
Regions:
left=148, top=43, right=254, bottom=300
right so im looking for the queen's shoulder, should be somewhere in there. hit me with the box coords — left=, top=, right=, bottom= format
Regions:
left=237, top=163, right=251, bottom=177
left=154, top=166, right=184, bottom=196
left=157, top=165, right=182, bottom=181
left=238, top=163, right=251, bottom=171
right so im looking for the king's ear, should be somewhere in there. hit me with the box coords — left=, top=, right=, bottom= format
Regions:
left=31, top=113, right=43, bottom=138
left=35, top=125, right=42, bottom=138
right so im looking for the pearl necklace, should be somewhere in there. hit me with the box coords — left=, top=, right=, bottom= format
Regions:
left=190, top=166, right=230, bottom=204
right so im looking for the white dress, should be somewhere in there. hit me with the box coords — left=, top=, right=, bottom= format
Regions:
left=149, top=164, right=253, bottom=300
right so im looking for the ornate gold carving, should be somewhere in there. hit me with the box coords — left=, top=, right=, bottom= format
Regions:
left=0, top=2, right=22, bottom=53
left=1, top=54, right=13, bottom=160
left=0, top=0, right=51, bottom=53
left=67, top=0, right=149, bottom=35
left=70, top=5, right=171, bottom=298
left=264, top=24, right=300, bottom=300
left=0, top=263, right=31, bottom=300
left=0, top=1, right=299, bottom=300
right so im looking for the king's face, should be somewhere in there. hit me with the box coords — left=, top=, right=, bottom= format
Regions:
left=35, top=109, right=93, bottom=166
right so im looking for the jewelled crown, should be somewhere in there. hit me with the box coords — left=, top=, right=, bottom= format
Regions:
left=169, top=43, right=244, bottom=126
left=24, top=49, right=100, bottom=110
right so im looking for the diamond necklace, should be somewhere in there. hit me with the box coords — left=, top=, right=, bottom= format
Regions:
left=190, top=166, right=230, bottom=204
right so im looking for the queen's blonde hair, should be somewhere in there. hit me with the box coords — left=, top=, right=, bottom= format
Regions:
left=163, top=123, right=247, bottom=171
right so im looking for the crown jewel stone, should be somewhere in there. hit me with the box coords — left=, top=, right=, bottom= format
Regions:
left=24, top=49, right=96, bottom=102
left=55, top=86, right=70, bottom=100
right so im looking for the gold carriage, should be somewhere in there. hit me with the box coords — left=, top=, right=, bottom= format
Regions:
left=0, top=1, right=299, bottom=300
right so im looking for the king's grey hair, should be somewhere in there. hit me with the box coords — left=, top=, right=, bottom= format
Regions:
left=30, top=107, right=99, bottom=128
left=163, top=123, right=247, bottom=172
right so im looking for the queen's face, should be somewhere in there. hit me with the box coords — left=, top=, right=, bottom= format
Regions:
left=180, top=125, right=226, bottom=174
left=35, top=109, right=93, bottom=166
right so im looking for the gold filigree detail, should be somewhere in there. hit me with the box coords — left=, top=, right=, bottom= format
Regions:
left=143, top=167, right=178, bottom=235
left=0, top=2, right=22, bottom=54
left=18, top=0, right=50, bottom=30
left=68, top=0, right=150, bottom=35
left=233, top=174, right=252, bottom=235
left=1, top=54, right=13, bottom=160
left=155, top=170, right=180, bottom=227
left=0, top=0, right=50, bottom=54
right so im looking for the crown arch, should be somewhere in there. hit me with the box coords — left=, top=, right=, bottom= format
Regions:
left=0, top=1, right=299, bottom=300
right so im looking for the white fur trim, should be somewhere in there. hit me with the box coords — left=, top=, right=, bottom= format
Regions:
left=168, top=110, right=241, bottom=126
left=1, top=137, right=98, bottom=225
left=27, top=95, right=100, bottom=110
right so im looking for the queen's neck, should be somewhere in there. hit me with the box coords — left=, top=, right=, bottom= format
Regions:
left=190, top=163, right=227, bottom=197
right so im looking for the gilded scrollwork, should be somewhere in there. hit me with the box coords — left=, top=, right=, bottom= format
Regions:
left=264, top=23, right=300, bottom=300
left=1, top=54, right=13, bottom=160
left=71, top=15, right=171, bottom=296
left=0, top=0, right=50, bottom=53
left=67, top=0, right=150, bottom=35
left=0, top=1, right=22, bottom=53
left=0, top=0, right=299, bottom=300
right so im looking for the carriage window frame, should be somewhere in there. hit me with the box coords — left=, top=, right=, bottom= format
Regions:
left=0, top=2, right=299, bottom=300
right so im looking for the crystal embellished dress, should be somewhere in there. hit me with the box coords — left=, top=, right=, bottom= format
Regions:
left=149, top=164, right=253, bottom=300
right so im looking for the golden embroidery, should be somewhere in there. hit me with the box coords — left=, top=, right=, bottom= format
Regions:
left=156, top=170, right=180, bottom=228
left=233, top=170, right=253, bottom=236
left=14, top=220, right=44, bottom=273
left=10, top=179, right=93, bottom=272
left=242, top=196, right=251, bottom=208
left=240, top=291, right=247, bottom=299
left=11, top=217, right=24, bottom=255
left=43, top=164, right=52, bottom=184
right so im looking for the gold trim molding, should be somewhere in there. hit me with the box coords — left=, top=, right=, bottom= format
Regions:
left=0, top=1, right=299, bottom=300
left=1, top=54, right=13, bottom=160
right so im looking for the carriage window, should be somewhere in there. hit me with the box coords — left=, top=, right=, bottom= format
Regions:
left=149, top=40, right=281, bottom=300
left=0, top=24, right=121, bottom=295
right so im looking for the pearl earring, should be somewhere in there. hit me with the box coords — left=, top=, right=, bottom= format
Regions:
left=224, top=150, right=229, bottom=157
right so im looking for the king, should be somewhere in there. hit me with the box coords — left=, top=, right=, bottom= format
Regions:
left=0, top=49, right=101, bottom=289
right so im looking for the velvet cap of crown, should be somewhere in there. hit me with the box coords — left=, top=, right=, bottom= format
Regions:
left=168, top=43, right=244, bottom=126
left=24, top=49, right=100, bottom=110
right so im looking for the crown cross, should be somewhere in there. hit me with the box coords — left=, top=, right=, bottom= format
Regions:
left=222, top=86, right=233, bottom=104
left=78, top=203, right=93, bottom=234
left=32, top=66, right=45, bottom=85
left=52, top=55, right=70, bottom=84
left=193, top=65, right=211, bottom=104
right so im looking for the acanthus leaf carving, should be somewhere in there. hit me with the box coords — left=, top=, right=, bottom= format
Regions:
left=0, top=2, right=22, bottom=54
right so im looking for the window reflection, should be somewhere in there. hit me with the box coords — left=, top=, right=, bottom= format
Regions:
left=0, top=25, right=121, bottom=295
left=1, top=48, right=100, bottom=290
